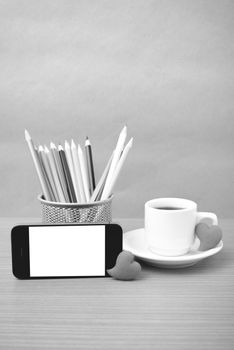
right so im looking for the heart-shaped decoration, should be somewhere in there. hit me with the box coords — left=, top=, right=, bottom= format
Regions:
left=195, top=223, right=222, bottom=251
left=107, top=251, right=141, bottom=281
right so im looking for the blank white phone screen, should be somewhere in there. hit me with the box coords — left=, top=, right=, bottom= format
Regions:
left=29, top=225, right=105, bottom=277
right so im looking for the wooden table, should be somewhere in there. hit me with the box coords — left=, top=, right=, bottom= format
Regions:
left=0, top=218, right=233, bottom=350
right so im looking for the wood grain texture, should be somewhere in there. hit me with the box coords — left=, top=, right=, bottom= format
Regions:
left=0, top=218, right=233, bottom=350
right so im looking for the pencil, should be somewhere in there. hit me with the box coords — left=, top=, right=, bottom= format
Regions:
left=38, top=145, right=57, bottom=202
left=78, top=144, right=90, bottom=202
left=39, top=145, right=60, bottom=202
left=58, top=145, right=77, bottom=203
left=90, top=151, right=114, bottom=202
left=25, top=130, right=51, bottom=200
left=65, top=140, right=81, bottom=202
left=45, top=146, right=66, bottom=203
left=101, top=126, right=127, bottom=200
left=85, top=136, right=96, bottom=194
left=71, top=139, right=86, bottom=203
left=101, top=138, right=133, bottom=200
left=50, top=142, right=70, bottom=202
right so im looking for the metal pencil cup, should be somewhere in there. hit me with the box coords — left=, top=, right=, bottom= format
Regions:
left=38, top=195, right=113, bottom=224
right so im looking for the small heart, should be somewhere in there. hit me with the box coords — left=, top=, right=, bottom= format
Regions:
left=195, top=223, right=222, bottom=251
left=107, top=251, right=141, bottom=281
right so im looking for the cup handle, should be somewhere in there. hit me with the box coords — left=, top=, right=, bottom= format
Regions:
left=196, top=212, right=218, bottom=226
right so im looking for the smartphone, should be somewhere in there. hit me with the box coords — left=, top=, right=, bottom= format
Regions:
left=11, top=223, right=122, bottom=279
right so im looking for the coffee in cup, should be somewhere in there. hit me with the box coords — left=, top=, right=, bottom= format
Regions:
left=145, top=198, right=218, bottom=256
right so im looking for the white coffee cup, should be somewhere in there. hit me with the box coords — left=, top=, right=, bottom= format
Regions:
left=145, top=198, right=218, bottom=256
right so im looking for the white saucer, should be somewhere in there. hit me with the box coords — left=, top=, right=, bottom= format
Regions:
left=123, top=228, right=223, bottom=268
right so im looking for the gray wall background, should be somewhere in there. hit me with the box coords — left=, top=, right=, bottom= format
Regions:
left=0, top=0, right=233, bottom=219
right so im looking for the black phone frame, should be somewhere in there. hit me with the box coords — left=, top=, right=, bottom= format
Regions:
left=11, top=223, right=122, bottom=279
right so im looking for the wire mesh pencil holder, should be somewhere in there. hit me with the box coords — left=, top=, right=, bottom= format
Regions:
left=38, top=195, right=113, bottom=224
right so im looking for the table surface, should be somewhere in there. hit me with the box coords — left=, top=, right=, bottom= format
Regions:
left=0, top=218, right=233, bottom=350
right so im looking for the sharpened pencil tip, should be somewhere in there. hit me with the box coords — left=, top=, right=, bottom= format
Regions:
left=85, top=137, right=91, bottom=146
left=118, top=125, right=127, bottom=139
left=71, top=139, right=76, bottom=148
left=127, top=137, right=133, bottom=147
left=50, top=142, right=56, bottom=149
left=58, top=145, right=63, bottom=151
left=38, top=145, right=44, bottom=152
left=24, top=129, right=31, bottom=141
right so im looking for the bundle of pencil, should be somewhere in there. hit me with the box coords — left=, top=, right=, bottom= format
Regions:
left=25, top=126, right=133, bottom=203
